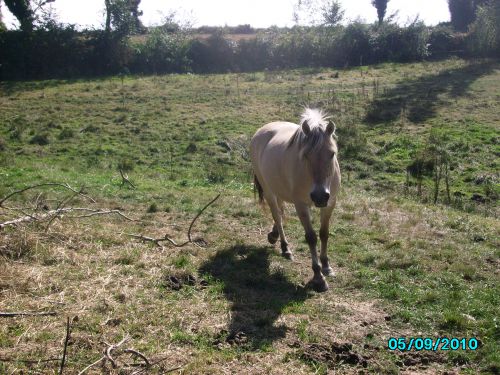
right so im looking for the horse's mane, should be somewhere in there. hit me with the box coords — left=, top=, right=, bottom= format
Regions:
left=288, top=108, right=334, bottom=156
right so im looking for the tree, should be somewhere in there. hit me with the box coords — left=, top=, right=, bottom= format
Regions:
left=129, top=0, right=144, bottom=32
left=448, top=0, right=490, bottom=32
left=468, top=0, right=500, bottom=56
left=321, top=0, right=344, bottom=26
left=3, top=0, right=34, bottom=31
left=448, top=0, right=475, bottom=31
left=104, top=0, right=144, bottom=36
left=3, top=0, right=56, bottom=31
left=293, top=0, right=344, bottom=26
left=371, top=0, right=390, bottom=25
left=0, top=1, right=6, bottom=30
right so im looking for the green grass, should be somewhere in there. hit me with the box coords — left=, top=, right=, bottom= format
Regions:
left=0, top=58, right=499, bottom=374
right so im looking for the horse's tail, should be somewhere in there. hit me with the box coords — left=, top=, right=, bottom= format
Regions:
left=253, top=175, right=264, bottom=204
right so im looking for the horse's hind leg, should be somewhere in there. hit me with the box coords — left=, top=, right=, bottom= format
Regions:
left=319, top=205, right=335, bottom=277
left=295, top=203, right=328, bottom=292
left=267, top=196, right=292, bottom=260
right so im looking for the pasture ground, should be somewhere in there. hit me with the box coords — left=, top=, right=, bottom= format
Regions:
left=0, top=58, right=499, bottom=374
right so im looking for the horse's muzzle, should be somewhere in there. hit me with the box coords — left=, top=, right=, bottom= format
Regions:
left=310, top=190, right=330, bottom=208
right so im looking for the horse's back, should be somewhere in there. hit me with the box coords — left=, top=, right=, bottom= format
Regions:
left=250, top=122, right=301, bottom=202
left=250, top=121, right=297, bottom=159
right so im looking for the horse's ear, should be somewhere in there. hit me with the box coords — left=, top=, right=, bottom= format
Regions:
left=326, top=120, right=336, bottom=136
left=302, top=120, right=311, bottom=136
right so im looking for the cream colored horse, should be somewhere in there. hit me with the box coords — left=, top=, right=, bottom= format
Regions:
left=250, top=108, right=341, bottom=292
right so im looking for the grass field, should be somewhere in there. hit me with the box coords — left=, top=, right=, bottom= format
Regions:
left=0, top=58, right=499, bottom=374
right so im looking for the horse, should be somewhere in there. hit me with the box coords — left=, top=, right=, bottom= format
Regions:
left=250, top=108, right=341, bottom=292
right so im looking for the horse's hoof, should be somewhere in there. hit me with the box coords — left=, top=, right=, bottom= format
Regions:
left=307, top=278, right=329, bottom=293
left=321, top=266, right=335, bottom=277
left=282, top=251, right=294, bottom=261
left=267, top=232, right=279, bottom=245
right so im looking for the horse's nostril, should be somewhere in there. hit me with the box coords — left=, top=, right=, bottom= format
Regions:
left=311, top=191, right=330, bottom=206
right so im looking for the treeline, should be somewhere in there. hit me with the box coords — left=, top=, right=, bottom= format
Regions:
left=0, top=9, right=499, bottom=80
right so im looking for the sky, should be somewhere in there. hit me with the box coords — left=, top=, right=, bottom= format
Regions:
left=1, top=0, right=450, bottom=29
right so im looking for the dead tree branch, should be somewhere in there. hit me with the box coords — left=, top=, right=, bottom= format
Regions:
left=59, top=317, right=71, bottom=375
left=77, top=356, right=106, bottom=375
left=124, top=349, right=150, bottom=368
left=105, top=335, right=130, bottom=368
left=78, top=334, right=155, bottom=374
left=119, top=169, right=136, bottom=189
left=0, top=357, right=61, bottom=363
left=129, top=193, right=221, bottom=248
left=187, top=193, right=221, bottom=242
left=131, top=363, right=182, bottom=375
left=0, top=183, right=95, bottom=208
left=46, top=189, right=81, bottom=231
left=1, top=208, right=137, bottom=229
left=0, top=311, right=57, bottom=317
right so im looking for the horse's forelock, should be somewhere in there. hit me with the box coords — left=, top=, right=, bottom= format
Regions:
left=300, top=127, right=324, bottom=157
left=300, top=108, right=329, bottom=128
left=289, top=108, right=336, bottom=156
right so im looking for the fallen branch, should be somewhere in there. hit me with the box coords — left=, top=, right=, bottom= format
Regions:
left=78, top=334, right=155, bottom=374
left=0, top=311, right=57, bottom=317
left=1, top=207, right=137, bottom=229
left=77, top=356, right=105, bottom=375
left=0, top=183, right=95, bottom=208
left=59, top=317, right=71, bottom=375
left=132, top=363, right=182, bottom=375
left=128, top=193, right=221, bottom=248
left=187, top=193, right=221, bottom=242
left=0, top=357, right=61, bottom=363
left=124, top=349, right=151, bottom=368
left=105, top=335, right=130, bottom=368
left=119, top=169, right=136, bottom=189
left=46, top=189, right=81, bottom=231
left=69, top=209, right=137, bottom=221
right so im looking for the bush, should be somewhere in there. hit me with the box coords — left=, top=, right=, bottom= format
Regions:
left=235, top=36, right=272, bottom=71
left=336, top=22, right=373, bottom=66
left=428, top=25, right=466, bottom=58
left=29, top=133, right=50, bottom=145
left=131, top=27, right=192, bottom=74
left=147, top=202, right=159, bottom=213
left=118, top=158, right=135, bottom=172
left=0, top=25, right=131, bottom=80
left=467, top=1, right=500, bottom=57
left=372, top=21, right=429, bottom=63
left=57, top=128, right=75, bottom=140
left=188, top=31, right=235, bottom=73
left=1, top=20, right=477, bottom=79
left=0, top=24, right=87, bottom=80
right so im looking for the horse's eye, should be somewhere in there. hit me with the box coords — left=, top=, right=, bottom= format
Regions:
left=330, top=151, right=336, bottom=159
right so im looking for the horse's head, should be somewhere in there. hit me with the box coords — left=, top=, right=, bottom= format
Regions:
left=300, top=119, right=338, bottom=208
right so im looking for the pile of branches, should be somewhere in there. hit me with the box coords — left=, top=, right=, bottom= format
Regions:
left=0, top=182, right=221, bottom=372
left=0, top=182, right=221, bottom=248
left=0, top=183, right=136, bottom=231
left=0, top=317, right=182, bottom=374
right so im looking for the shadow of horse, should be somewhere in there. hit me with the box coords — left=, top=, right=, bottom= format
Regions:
left=199, top=245, right=311, bottom=349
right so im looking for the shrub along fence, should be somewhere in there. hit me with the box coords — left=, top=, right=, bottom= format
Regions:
left=0, top=17, right=497, bottom=80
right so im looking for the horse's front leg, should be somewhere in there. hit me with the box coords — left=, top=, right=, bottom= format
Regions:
left=267, top=196, right=292, bottom=260
left=319, top=205, right=335, bottom=277
left=295, top=203, right=328, bottom=292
